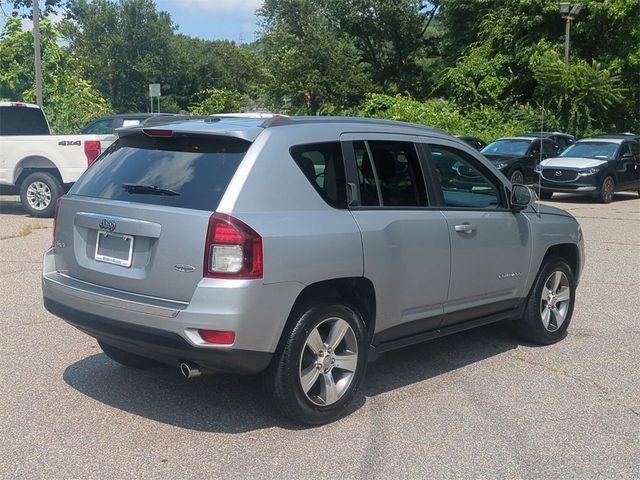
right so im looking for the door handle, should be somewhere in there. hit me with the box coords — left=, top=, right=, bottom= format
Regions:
left=454, top=224, right=477, bottom=234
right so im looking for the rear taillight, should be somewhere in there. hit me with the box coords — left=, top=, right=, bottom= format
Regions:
left=84, top=140, right=102, bottom=166
left=51, top=197, right=62, bottom=247
left=203, top=213, right=263, bottom=279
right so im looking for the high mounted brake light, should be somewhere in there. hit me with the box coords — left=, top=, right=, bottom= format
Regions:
left=204, top=213, right=263, bottom=279
left=142, top=129, right=173, bottom=137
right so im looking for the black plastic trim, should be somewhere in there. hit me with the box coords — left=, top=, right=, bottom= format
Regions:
left=45, top=298, right=272, bottom=375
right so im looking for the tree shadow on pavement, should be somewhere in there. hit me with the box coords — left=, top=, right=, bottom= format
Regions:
left=63, top=322, right=528, bottom=433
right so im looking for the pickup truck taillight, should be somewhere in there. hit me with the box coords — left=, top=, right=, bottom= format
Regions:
left=84, top=140, right=102, bottom=166
left=203, top=213, right=263, bottom=279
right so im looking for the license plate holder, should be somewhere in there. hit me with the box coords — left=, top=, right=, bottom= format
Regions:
left=95, top=231, right=134, bottom=267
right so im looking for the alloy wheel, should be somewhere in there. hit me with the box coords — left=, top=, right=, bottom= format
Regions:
left=602, top=177, right=615, bottom=203
left=26, top=181, right=52, bottom=210
left=299, top=317, right=359, bottom=406
left=540, top=271, right=571, bottom=332
left=510, top=170, right=524, bottom=185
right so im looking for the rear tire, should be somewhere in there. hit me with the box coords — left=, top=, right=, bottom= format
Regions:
left=265, top=302, right=368, bottom=425
left=19, top=171, right=63, bottom=218
left=539, top=191, right=554, bottom=200
left=98, top=341, right=160, bottom=369
left=598, top=176, right=615, bottom=203
left=516, top=256, right=575, bottom=345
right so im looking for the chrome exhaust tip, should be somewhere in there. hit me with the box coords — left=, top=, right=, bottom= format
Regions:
left=180, top=362, right=202, bottom=379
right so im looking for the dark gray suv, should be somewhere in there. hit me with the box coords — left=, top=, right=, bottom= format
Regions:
left=43, top=116, right=584, bottom=424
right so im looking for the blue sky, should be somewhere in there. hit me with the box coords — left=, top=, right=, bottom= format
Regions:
left=0, top=0, right=264, bottom=43
left=156, top=0, right=263, bottom=42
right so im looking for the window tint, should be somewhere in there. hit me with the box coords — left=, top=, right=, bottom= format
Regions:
left=354, top=141, right=428, bottom=207
left=430, top=145, right=502, bottom=209
left=69, top=133, right=249, bottom=211
left=82, top=119, right=114, bottom=134
left=290, top=142, right=347, bottom=209
left=0, top=106, right=49, bottom=135
left=629, top=141, right=640, bottom=158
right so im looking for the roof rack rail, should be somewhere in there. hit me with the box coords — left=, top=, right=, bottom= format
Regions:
left=259, top=115, right=445, bottom=134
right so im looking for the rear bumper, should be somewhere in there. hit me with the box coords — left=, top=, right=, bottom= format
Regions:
left=44, top=298, right=272, bottom=374
left=42, top=247, right=304, bottom=372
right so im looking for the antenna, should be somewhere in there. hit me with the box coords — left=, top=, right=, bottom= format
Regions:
left=536, top=100, right=545, bottom=218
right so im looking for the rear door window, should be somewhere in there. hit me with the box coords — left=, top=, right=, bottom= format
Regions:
left=0, top=106, right=49, bottom=135
left=354, top=140, right=428, bottom=207
left=290, top=142, right=347, bottom=208
left=69, top=133, right=250, bottom=211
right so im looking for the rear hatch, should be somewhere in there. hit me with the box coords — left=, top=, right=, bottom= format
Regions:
left=54, top=130, right=251, bottom=302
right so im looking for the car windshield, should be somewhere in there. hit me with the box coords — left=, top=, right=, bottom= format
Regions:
left=481, top=140, right=531, bottom=156
left=560, top=142, right=618, bottom=159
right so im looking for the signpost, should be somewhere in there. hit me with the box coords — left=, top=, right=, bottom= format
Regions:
left=149, top=83, right=161, bottom=113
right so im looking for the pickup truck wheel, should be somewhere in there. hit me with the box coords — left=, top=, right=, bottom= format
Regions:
left=266, top=302, right=368, bottom=425
left=98, top=341, right=160, bottom=369
left=517, top=256, right=575, bottom=345
left=19, top=171, right=63, bottom=218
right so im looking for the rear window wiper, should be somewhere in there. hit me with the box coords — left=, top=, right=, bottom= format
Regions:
left=122, top=183, right=180, bottom=196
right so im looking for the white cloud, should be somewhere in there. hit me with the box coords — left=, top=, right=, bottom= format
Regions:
left=169, top=0, right=263, bottom=18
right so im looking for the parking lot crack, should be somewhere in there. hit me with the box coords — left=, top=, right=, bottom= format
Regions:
left=509, top=352, right=611, bottom=401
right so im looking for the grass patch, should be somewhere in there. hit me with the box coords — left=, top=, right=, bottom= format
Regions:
left=0, top=223, right=50, bottom=240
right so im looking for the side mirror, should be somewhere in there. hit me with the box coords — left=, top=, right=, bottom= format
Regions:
left=511, top=184, right=535, bottom=211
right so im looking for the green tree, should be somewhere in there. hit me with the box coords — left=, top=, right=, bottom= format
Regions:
left=0, top=16, right=111, bottom=133
left=62, top=0, right=175, bottom=112
left=189, top=88, right=245, bottom=115
left=258, top=0, right=373, bottom=113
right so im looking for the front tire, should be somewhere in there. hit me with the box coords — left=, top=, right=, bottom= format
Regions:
left=509, top=169, right=525, bottom=185
left=98, top=341, right=160, bottom=369
left=516, top=256, right=575, bottom=345
left=266, top=302, right=368, bottom=425
left=19, top=171, right=63, bottom=218
left=598, top=176, right=615, bottom=203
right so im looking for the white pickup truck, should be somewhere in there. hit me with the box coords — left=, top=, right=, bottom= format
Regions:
left=0, top=102, right=116, bottom=217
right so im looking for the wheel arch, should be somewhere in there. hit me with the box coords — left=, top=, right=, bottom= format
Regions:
left=543, top=243, right=580, bottom=279
left=277, top=277, right=377, bottom=352
left=13, top=156, right=63, bottom=188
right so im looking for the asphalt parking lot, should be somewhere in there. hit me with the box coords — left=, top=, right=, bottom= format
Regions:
left=1, top=193, right=638, bottom=479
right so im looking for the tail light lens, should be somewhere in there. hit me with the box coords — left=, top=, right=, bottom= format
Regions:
left=204, top=213, right=263, bottom=279
left=84, top=140, right=102, bottom=166
left=51, top=197, right=62, bottom=247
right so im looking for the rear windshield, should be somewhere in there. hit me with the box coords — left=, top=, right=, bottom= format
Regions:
left=0, top=106, right=50, bottom=135
left=69, top=132, right=250, bottom=211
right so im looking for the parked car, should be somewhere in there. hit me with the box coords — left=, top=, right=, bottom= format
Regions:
left=0, top=102, right=116, bottom=217
left=456, top=135, right=486, bottom=151
left=43, top=116, right=584, bottom=424
left=81, top=113, right=178, bottom=134
left=516, top=132, right=576, bottom=152
left=480, top=136, right=558, bottom=184
left=535, top=135, right=640, bottom=203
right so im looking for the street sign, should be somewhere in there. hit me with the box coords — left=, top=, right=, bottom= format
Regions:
left=149, top=83, right=161, bottom=97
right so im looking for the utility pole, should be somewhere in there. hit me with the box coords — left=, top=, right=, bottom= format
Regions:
left=33, top=0, right=44, bottom=107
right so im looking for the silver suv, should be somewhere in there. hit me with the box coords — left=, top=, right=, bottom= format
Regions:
left=43, top=116, right=584, bottom=424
